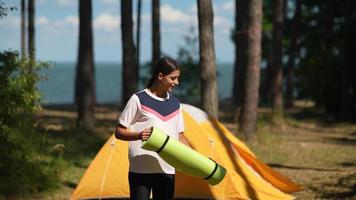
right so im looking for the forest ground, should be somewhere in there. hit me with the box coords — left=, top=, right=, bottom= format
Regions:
left=28, top=100, right=356, bottom=200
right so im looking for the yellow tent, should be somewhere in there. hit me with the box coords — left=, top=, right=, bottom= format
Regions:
left=71, top=104, right=301, bottom=200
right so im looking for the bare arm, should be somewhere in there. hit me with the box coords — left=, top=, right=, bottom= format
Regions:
left=115, top=124, right=152, bottom=141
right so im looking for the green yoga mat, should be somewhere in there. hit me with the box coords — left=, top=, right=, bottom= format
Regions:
left=141, top=127, right=226, bottom=186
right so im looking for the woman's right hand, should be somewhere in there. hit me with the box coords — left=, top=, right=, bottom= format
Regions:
left=140, top=127, right=152, bottom=141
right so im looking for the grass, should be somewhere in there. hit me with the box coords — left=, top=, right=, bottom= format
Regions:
left=247, top=106, right=356, bottom=199
left=16, top=101, right=356, bottom=199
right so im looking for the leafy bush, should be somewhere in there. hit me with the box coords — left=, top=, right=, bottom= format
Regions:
left=0, top=51, right=61, bottom=198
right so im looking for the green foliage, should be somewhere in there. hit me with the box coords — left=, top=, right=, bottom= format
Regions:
left=0, top=51, right=42, bottom=123
left=0, top=1, right=16, bottom=19
left=174, top=26, right=201, bottom=104
left=258, top=0, right=356, bottom=118
left=0, top=51, right=60, bottom=198
left=295, top=1, right=356, bottom=117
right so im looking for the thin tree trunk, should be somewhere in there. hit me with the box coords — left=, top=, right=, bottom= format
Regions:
left=261, top=53, right=273, bottom=105
left=152, top=0, right=160, bottom=67
left=232, top=1, right=238, bottom=104
left=21, top=0, right=26, bottom=60
left=197, top=0, right=219, bottom=119
left=237, top=0, right=262, bottom=141
left=28, top=0, right=35, bottom=68
left=136, top=0, right=141, bottom=71
left=285, top=0, right=301, bottom=109
left=233, top=0, right=245, bottom=107
left=234, top=0, right=248, bottom=117
left=75, top=0, right=96, bottom=129
left=121, top=0, right=138, bottom=105
left=319, top=0, right=334, bottom=112
left=341, top=0, right=354, bottom=119
left=271, top=0, right=284, bottom=115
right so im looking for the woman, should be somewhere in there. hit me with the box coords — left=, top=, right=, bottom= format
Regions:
left=115, top=57, right=190, bottom=200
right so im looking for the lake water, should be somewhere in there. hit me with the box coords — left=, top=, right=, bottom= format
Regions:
left=38, top=62, right=234, bottom=104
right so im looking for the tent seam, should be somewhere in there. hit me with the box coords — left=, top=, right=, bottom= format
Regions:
left=99, top=138, right=116, bottom=200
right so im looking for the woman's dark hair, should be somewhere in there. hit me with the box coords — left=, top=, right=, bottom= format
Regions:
left=147, top=57, right=181, bottom=87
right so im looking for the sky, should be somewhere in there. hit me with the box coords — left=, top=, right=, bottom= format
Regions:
left=0, top=0, right=235, bottom=63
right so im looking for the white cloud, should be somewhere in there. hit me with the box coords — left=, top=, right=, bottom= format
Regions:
left=94, top=13, right=120, bottom=32
left=63, top=16, right=79, bottom=26
left=37, top=16, right=49, bottom=26
left=221, top=1, right=234, bottom=12
left=99, top=0, right=117, bottom=5
left=158, top=3, right=232, bottom=36
left=53, top=16, right=78, bottom=27
left=160, top=5, right=194, bottom=24
left=57, top=0, right=74, bottom=6
left=188, top=2, right=233, bottom=15
left=35, top=16, right=77, bottom=38
left=39, top=13, right=119, bottom=33
left=214, top=16, right=231, bottom=34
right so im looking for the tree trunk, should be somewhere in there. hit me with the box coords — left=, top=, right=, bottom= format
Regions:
left=75, top=0, right=96, bottom=129
left=341, top=0, right=354, bottom=119
left=271, top=0, right=284, bottom=115
left=136, top=0, right=141, bottom=71
left=261, top=53, right=273, bottom=105
left=28, top=0, right=35, bottom=68
left=152, top=0, right=160, bottom=67
left=197, top=0, right=219, bottom=119
left=319, top=0, right=334, bottom=113
left=233, top=0, right=246, bottom=108
left=121, top=0, right=138, bottom=105
left=285, top=0, right=301, bottom=109
left=21, top=0, right=26, bottom=60
left=237, top=0, right=262, bottom=141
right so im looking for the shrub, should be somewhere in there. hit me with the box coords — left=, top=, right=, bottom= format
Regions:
left=0, top=51, right=61, bottom=198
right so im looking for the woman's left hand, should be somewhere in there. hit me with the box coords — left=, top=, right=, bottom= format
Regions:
left=140, top=127, right=152, bottom=141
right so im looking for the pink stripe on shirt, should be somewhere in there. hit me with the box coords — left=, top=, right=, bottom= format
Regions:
left=141, top=105, right=180, bottom=121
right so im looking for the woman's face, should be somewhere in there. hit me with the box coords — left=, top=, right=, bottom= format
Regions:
left=158, top=70, right=180, bottom=92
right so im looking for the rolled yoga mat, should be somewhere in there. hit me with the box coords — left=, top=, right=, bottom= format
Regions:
left=141, top=127, right=226, bottom=185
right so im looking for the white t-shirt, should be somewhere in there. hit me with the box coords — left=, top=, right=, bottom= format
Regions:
left=118, top=89, right=184, bottom=174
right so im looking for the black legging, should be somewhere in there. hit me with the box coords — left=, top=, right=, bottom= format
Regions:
left=129, top=172, right=175, bottom=200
